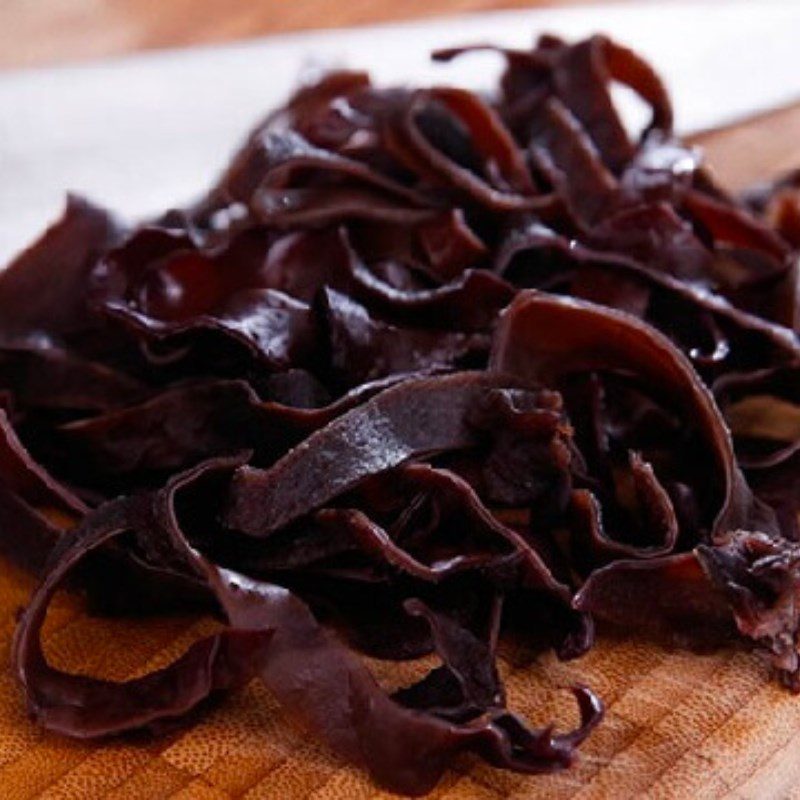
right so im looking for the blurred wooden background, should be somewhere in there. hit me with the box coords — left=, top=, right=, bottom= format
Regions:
left=0, top=0, right=603, bottom=70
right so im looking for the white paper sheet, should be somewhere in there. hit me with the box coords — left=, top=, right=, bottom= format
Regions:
left=1, top=0, right=799, bottom=262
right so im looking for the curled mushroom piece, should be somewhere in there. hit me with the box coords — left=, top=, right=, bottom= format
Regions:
left=13, top=455, right=602, bottom=796
left=489, top=291, right=765, bottom=536
left=2, top=28, right=800, bottom=795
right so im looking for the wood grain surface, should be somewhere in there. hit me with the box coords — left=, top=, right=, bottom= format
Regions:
left=1, top=3, right=800, bottom=799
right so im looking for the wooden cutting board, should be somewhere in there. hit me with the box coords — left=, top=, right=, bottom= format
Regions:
left=1, top=73, right=800, bottom=800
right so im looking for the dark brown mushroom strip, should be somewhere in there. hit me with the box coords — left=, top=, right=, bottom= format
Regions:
left=697, top=531, right=800, bottom=684
left=319, top=287, right=488, bottom=387
left=0, top=408, right=86, bottom=516
left=574, top=552, right=735, bottom=647
left=225, top=372, right=532, bottom=537
left=0, top=195, right=124, bottom=347
left=0, top=347, right=147, bottom=412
